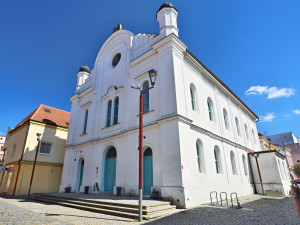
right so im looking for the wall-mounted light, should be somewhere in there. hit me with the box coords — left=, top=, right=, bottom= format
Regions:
left=36, top=133, right=41, bottom=141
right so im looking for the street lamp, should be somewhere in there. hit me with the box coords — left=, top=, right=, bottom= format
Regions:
left=131, top=69, right=158, bottom=222
left=27, top=133, right=41, bottom=198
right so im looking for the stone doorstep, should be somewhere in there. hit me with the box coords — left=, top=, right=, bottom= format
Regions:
left=31, top=195, right=177, bottom=220
left=32, top=195, right=175, bottom=215
left=39, top=194, right=171, bottom=209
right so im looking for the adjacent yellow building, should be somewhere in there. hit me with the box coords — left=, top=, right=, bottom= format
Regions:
left=0, top=104, right=70, bottom=195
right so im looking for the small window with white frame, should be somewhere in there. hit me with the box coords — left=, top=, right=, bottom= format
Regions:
left=39, top=142, right=52, bottom=155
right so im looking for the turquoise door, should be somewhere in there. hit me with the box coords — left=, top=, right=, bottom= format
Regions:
left=143, top=148, right=153, bottom=195
left=78, top=159, right=84, bottom=190
left=104, top=147, right=117, bottom=192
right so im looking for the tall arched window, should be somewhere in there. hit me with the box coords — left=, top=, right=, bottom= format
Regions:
left=223, top=109, right=229, bottom=130
left=244, top=124, right=249, bottom=140
left=214, top=146, right=221, bottom=174
left=207, top=98, right=214, bottom=121
left=230, top=151, right=237, bottom=175
left=190, top=84, right=197, bottom=111
left=143, top=81, right=150, bottom=113
left=242, top=155, right=248, bottom=175
left=252, top=129, right=256, bottom=143
left=196, top=140, right=204, bottom=173
left=113, top=97, right=119, bottom=125
left=83, top=109, right=88, bottom=134
left=235, top=117, right=240, bottom=136
left=106, top=100, right=112, bottom=127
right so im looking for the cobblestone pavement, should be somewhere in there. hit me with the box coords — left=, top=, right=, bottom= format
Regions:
left=0, top=195, right=299, bottom=224
left=146, top=195, right=300, bottom=225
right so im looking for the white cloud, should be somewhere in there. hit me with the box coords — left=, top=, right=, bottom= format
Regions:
left=260, top=112, right=275, bottom=122
left=245, top=85, right=295, bottom=99
left=0, top=132, right=2, bottom=135
left=293, top=109, right=300, bottom=115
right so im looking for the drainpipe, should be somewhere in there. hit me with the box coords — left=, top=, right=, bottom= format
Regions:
left=255, top=155, right=265, bottom=194
left=12, top=122, right=30, bottom=196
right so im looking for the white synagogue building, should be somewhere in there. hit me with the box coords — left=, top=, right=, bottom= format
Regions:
left=60, top=3, right=261, bottom=208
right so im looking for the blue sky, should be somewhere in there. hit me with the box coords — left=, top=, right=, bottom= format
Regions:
left=1, top=0, right=299, bottom=137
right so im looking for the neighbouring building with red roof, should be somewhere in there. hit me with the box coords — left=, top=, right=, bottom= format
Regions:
left=0, top=104, right=70, bottom=195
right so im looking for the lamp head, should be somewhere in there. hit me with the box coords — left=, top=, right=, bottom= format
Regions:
left=148, top=69, right=158, bottom=86
left=36, top=133, right=41, bottom=141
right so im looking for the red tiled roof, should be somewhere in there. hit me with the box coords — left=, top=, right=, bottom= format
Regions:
left=0, top=135, right=5, bottom=137
left=14, top=104, right=70, bottom=130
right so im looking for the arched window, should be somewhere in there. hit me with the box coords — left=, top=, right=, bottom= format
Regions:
left=83, top=109, right=88, bottom=134
left=242, top=155, right=248, bottom=175
left=244, top=124, right=249, bottom=140
left=207, top=98, right=214, bottom=121
left=106, top=100, right=112, bottom=127
left=143, top=81, right=150, bottom=113
left=252, top=129, right=256, bottom=143
left=196, top=141, right=204, bottom=173
left=113, top=97, right=119, bottom=125
left=214, top=146, right=221, bottom=174
left=235, top=117, right=240, bottom=136
left=223, top=109, right=229, bottom=130
left=190, top=84, right=197, bottom=111
left=230, top=151, right=237, bottom=175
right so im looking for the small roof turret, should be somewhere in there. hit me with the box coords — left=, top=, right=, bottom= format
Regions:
left=158, top=2, right=177, bottom=12
left=78, top=65, right=90, bottom=74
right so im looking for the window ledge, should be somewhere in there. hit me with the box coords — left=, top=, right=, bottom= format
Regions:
left=136, top=110, right=154, bottom=117
left=102, top=123, right=121, bottom=130
left=80, top=133, right=88, bottom=137
left=38, top=153, right=52, bottom=156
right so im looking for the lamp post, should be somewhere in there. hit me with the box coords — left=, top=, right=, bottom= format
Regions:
left=27, top=133, right=41, bottom=199
left=131, top=69, right=158, bottom=222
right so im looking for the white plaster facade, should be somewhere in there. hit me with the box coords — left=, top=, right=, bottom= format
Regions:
left=60, top=3, right=261, bottom=208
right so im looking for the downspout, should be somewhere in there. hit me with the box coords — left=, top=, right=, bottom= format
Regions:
left=247, top=153, right=257, bottom=194
left=12, top=122, right=30, bottom=196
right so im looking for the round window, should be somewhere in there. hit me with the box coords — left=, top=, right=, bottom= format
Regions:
left=112, top=53, right=121, bottom=67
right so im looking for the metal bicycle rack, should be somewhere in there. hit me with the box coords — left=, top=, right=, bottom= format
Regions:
left=210, top=191, right=218, bottom=206
left=230, top=192, right=241, bottom=209
left=220, top=192, right=228, bottom=206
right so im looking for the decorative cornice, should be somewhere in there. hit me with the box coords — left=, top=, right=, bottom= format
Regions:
left=190, top=124, right=247, bottom=150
